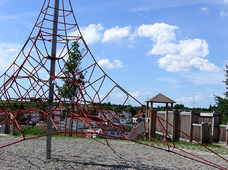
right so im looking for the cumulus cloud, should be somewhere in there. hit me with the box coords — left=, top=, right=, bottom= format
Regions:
left=102, top=26, right=131, bottom=43
left=175, top=96, right=202, bottom=103
left=135, top=23, right=219, bottom=72
left=97, top=59, right=123, bottom=69
left=137, top=23, right=178, bottom=44
left=70, top=24, right=104, bottom=44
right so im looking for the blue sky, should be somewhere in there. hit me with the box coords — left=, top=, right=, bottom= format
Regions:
left=0, top=0, right=228, bottom=108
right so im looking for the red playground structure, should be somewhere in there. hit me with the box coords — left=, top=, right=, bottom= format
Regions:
left=0, top=0, right=227, bottom=169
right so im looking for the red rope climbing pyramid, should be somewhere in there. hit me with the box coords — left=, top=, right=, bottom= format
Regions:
left=0, top=0, right=227, bottom=169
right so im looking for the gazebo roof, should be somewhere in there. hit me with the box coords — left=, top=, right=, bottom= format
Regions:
left=145, top=93, right=176, bottom=103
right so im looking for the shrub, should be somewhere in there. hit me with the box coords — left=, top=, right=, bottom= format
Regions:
left=14, top=126, right=46, bottom=136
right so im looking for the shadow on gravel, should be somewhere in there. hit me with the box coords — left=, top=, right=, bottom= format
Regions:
left=3, top=151, right=174, bottom=170
left=50, top=157, right=173, bottom=170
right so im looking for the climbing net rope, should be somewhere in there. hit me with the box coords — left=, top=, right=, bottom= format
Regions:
left=0, top=0, right=227, bottom=169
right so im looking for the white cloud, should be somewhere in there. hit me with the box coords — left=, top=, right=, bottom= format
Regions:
left=97, top=59, right=123, bottom=69
left=113, top=59, right=123, bottom=68
left=137, top=23, right=178, bottom=44
left=98, top=59, right=113, bottom=69
left=130, top=91, right=143, bottom=97
left=56, top=48, right=69, bottom=60
left=190, top=58, right=219, bottom=72
left=102, top=26, right=131, bottom=43
left=116, top=93, right=124, bottom=98
left=201, top=7, right=209, bottom=12
left=70, top=24, right=104, bottom=44
left=177, top=39, right=209, bottom=58
left=175, top=96, right=202, bottom=103
left=220, top=11, right=228, bottom=16
left=135, top=23, right=219, bottom=72
left=219, top=0, right=228, bottom=16
left=6, top=48, right=19, bottom=52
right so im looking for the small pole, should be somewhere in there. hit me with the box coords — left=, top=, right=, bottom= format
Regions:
left=46, top=0, right=59, bottom=159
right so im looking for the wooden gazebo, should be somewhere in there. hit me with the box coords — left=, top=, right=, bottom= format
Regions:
left=145, top=93, right=176, bottom=139
left=145, top=93, right=176, bottom=110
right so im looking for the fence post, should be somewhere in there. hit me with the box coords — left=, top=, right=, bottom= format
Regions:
left=0, top=125, right=3, bottom=133
left=226, top=123, right=228, bottom=145
left=212, top=111, right=221, bottom=142
left=145, top=102, right=150, bottom=140
left=192, top=110, right=200, bottom=123
left=172, top=109, right=179, bottom=142
left=149, top=109, right=156, bottom=140
left=189, top=110, right=193, bottom=143
left=165, top=109, right=168, bottom=138
left=201, top=122, right=209, bottom=143
left=4, top=123, right=9, bottom=134
left=208, top=123, right=212, bottom=143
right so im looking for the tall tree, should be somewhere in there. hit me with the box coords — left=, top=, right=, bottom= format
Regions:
left=214, top=64, right=228, bottom=124
left=56, top=42, right=86, bottom=137
left=56, top=42, right=86, bottom=100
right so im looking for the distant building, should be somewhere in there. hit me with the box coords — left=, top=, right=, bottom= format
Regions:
left=132, top=112, right=145, bottom=123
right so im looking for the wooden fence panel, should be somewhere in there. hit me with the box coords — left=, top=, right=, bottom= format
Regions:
left=156, top=112, right=166, bottom=133
left=147, top=110, right=227, bottom=144
left=167, top=111, right=173, bottom=134
left=219, top=125, right=227, bottom=142
left=179, top=112, right=191, bottom=139
left=199, top=116, right=212, bottom=124
left=192, top=123, right=201, bottom=141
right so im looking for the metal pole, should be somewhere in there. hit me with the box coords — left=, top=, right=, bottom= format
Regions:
left=46, top=0, right=59, bottom=159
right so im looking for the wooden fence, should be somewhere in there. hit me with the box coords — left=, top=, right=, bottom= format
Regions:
left=146, top=109, right=228, bottom=144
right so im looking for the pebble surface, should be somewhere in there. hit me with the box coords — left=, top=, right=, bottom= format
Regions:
left=0, top=137, right=228, bottom=170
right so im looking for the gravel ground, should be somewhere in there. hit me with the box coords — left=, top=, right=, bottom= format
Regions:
left=0, top=136, right=228, bottom=170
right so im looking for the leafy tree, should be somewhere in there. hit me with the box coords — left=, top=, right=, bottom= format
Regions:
left=129, top=106, right=137, bottom=115
left=173, top=104, right=185, bottom=110
left=55, top=42, right=86, bottom=136
left=214, top=96, right=228, bottom=123
left=214, top=64, right=228, bottom=124
left=56, top=42, right=86, bottom=100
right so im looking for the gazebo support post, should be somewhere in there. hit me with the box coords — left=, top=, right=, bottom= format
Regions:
left=149, top=102, right=156, bottom=140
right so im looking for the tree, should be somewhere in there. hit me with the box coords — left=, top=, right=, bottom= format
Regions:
left=173, top=104, right=185, bottom=110
left=56, top=42, right=86, bottom=100
left=129, top=106, right=137, bottom=115
left=56, top=42, right=86, bottom=136
left=214, top=96, right=228, bottom=123
left=214, top=64, right=228, bottom=124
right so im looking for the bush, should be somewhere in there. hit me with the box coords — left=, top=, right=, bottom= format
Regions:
left=14, top=126, right=46, bottom=136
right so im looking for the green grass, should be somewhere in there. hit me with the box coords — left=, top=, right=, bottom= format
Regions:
left=14, top=126, right=46, bottom=136
left=143, top=140, right=228, bottom=155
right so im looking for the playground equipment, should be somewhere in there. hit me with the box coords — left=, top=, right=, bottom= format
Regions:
left=0, top=0, right=227, bottom=169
